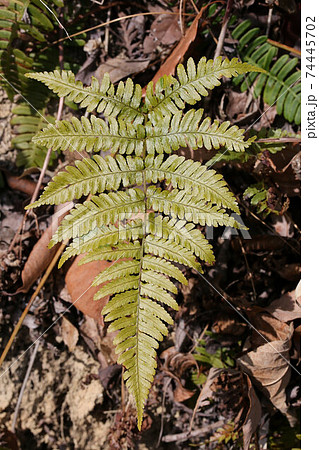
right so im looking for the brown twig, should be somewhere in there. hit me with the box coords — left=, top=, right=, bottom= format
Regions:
left=214, top=0, right=233, bottom=58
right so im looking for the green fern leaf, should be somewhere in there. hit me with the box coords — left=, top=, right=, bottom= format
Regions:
left=31, top=115, right=144, bottom=155
left=232, top=20, right=301, bottom=125
left=26, top=56, right=258, bottom=428
left=147, top=186, right=241, bottom=227
left=146, top=109, right=254, bottom=154
left=50, top=189, right=144, bottom=245
left=146, top=154, right=239, bottom=212
left=27, top=155, right=144, bottom=208
left=25, top=70, right=144, bottom=124
left=145, top=56, right=263, bottom=117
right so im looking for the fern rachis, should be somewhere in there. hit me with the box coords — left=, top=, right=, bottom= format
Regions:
left=26, top=56, right=261, bottom=429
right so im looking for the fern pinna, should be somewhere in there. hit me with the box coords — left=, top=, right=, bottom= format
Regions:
left=26, top=57, right=260, bottom=428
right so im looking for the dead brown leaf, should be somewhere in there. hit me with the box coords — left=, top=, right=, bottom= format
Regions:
left=61, top=317, right=79, bottom=352
left=238, top=323, right=296, bottom=425
left=190, top=367, right=223, bottom=429
left=65, top=255, right=111, bottom=324
left=143, top=10, right=181, bottom=54
left=16, top=204, right=72, bottom=294
left=95, top=57, right=149, bottom=84
left=150, top=5, right=208, bottom=87
left=265, top=281, right=301, bottom=322
left=16, top=224, right=60, bottom=294
left=242, top=375, right=262, bottom=450
left=160, top=347, right=197, bottom=402
left=245, top=307, right=291, bottom=346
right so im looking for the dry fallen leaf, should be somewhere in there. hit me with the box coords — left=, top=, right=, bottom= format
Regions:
left=61, top=316, right=79, bottom=352
left=95, top=57, right=149, bottom=84
left=242, top=375, right=262, bottom=450
left=16, top=223, right=60, bottom=294
left=16, top=203, right=72, bottom=294
left=150, top=5, right=208, bottom=86
left=190, top=367, right=223, bottom=429
left=143, top=10, right=181, bottom=54
left=238, top=323, right=296, bottom=425
left=265, top=281, right=301, bottom=322
left=65, top=255, right=112, bottom=324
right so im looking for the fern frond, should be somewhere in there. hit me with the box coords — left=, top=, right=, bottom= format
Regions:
left=50, top=189, right=145, bottom=245
left=31, top=115, right=144, bottom=155
left=25, top=56, right=260, bottom=428
left=27, top=155, right=144, bottom=208
left=145, top=109, right=253, bottom=154
left=146, top=154, right=239, bottom=212
left=232, top=20, right=301, bottom=124
left=25, top=70, right=144, bottom=124
left=145, top=56, right=262, bottom=117
left=147, top=186, right=241, bottom=227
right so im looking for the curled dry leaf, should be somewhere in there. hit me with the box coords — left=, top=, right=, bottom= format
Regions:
left=16, top=224, right=60, bottom=294
left=16, top=203, right=72, bottom=294
left=65, top=255, right=111, bottom=324
left=61, top=316, right=79, bottom=352
left=161, top=346, right=197, bottom=402
left=237, top=322, right=296, bottom=425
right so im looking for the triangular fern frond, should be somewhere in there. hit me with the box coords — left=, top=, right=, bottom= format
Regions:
left=145, top=56, right=263, bottom=117
left=25, top=70, right=144, bottom=124
left=26, top=56, right=259, bottom=429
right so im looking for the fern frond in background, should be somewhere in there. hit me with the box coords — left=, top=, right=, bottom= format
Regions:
left=232, top=20, right=301, bottom=125
left=0, top=0, right=85, bottom=167
left=26, top=56, right=261, bottom=428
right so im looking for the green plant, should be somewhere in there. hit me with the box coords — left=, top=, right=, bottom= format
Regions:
left=232, top=20, right=301, bottom=125
left=0, top=0, right=85, bottom=167
left=26, top=56, right=261, bottom=428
